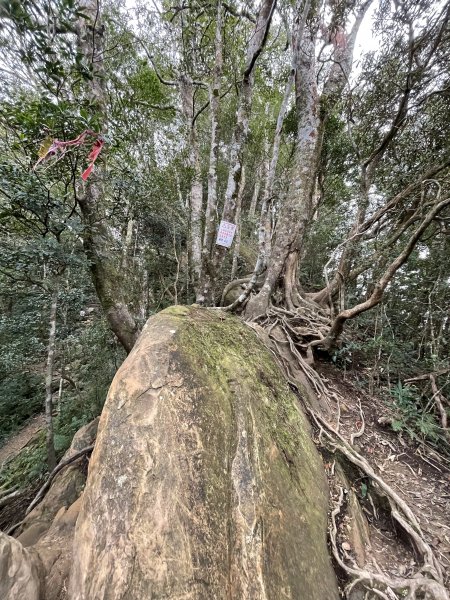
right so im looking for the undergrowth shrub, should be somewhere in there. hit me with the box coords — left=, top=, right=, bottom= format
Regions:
left=389, top=382, right=442, bottom=445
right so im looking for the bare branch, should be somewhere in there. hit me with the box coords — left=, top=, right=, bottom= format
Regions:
left=26, top=446, right=94, bottom=515
left=326, top=195, right=450, bottom=346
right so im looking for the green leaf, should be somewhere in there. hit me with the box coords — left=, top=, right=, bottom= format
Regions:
left=361, top=483, right=368, bottom=498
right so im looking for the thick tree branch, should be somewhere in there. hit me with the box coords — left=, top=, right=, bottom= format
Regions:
left=223, top=2, right=256, bottom=23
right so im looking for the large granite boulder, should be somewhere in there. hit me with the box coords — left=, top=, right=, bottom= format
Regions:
left=68, top=306, right=339, bottom=599
left=0, top=531, right=44, bottom=600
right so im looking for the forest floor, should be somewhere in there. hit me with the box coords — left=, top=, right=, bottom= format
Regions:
left=0, top=413, right=45, bottom=467
left=0, top=414, right=45, bottom=531
left=315, top=362, right=450, bottom=592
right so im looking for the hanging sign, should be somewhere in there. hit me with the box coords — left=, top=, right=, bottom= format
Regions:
left=216, top=220, right=236, bottom=248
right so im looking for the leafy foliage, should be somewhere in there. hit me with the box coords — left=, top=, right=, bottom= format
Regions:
left=0, top=0, right=449, bottom=483
left=390, top=382, right=442, bottom=444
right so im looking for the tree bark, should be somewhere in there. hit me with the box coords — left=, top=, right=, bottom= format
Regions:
left=223, top=69, right=295, bottom=311
left=45, top=288, right=58, bottom=472
left=77, top=0, right=139, bottom=353
left=248, top=167, right=261, bottom=219
left=198, top=1, right=223, bottom=303
left=245, top=0, right=372, bottom=318
left=246, top=9, right=319, bottom=319
left=203, top=0, right=277, bottom=303
left=180, top=74, right=203, bottom=288
left=260, top=70, right=295, bottom=267
left=231, top=165, right=245, bottom=280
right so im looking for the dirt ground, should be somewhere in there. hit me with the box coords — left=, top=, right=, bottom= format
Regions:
left=0, top=413, right=45, bottom=467
left=315, top=362, right=450, bottom=593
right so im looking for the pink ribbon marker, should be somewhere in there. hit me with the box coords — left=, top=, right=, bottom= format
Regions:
left=34, top=130, right=105, bottom=180
left=81, top=139, right=105, bottom=180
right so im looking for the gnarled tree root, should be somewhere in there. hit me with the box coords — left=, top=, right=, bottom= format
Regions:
left=330, top=487, right=448, bottom=600
left=308, top=408, right=448, bottom=599
left=249, top=312, right=449, bottom=600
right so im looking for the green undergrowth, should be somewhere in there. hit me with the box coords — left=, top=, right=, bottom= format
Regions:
left=0, top=373, right=44, bottom=446
left=0, top=401, right=104, bottom=492
left=0, top=389, right=108, bottom=492
left=330, top=338, right=449, bottom=454
left=1, top=322, right=120, bottom=491
left=0, top=432, right=47, bottom=490
left=388, top=382, right=447, bottom=450
left=0, top=394, right=102, bottom=491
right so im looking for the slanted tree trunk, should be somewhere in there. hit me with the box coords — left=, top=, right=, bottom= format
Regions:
left=324, top=194, right=450, bottom=347
left=77, top=0, right=139, bottom=353
left=309, top=2, right=449, bottom=308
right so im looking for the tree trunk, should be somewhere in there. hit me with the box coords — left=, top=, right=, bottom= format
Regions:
left=198, top=0, right=223, bottom=303
left=260, top=70, right=295, bottom=268
left=221, top=68, right=295, bottom=311
left=231, top=165, right=245, bottom=280
left=203, top=0, right=277, bottom=304
left=248, top=167, right=261, bottom=219
left=245, top=0, right=372, bottom=319
left=77, top=0, right=139, bottom=353
left=121, top=209, right=134, bottom=270
left=78, top=182, right=139, bottom=354
left=246, top=13, right=320, bottom=319
left=180, top=74, right=203, bottom=288
left=45, top=288, right=58, bottom=472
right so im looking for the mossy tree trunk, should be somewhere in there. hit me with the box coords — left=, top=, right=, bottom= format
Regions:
left=77, top=0, right=139, bottom=353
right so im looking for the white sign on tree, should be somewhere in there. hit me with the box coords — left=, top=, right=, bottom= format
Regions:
left=216, top=220, right=236, bottom=248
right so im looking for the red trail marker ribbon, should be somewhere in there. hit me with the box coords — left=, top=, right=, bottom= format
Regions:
left=81, top=138, right=105, bottom=180
left=34, top=130, right=106, bottom=180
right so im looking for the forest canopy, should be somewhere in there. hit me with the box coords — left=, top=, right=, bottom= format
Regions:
left=0, top=0, right=449, bottom=468
left=0, top=2, right=450, bottom=599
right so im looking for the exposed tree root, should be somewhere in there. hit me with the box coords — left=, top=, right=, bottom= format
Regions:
left=312, top=411, right=447, bottom=593
left=220, top=276, right=252, bottom=306
left=331, top=487, right=448, bottom=600
left=26, top=445, right=94, bottom=516
left=247, top=309, right=449, bottom=600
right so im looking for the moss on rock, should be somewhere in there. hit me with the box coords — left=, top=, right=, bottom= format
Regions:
left=69, top=306, right=339, bottom=600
